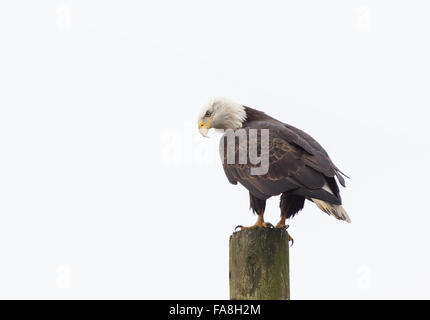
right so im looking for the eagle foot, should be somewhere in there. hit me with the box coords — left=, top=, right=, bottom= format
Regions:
left=275, top=223, right=290, bottom=230
left=234, top=222, right=274, bottom=231
left=275, top=221, right=294, bottom=247
left=275, top=223, right=294, bottom=247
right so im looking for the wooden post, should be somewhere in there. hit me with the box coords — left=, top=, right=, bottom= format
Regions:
left=229, top=228, right=290, bottom=300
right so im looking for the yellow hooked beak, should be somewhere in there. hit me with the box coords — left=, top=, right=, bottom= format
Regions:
left=198, top=117, right=214, bottom=138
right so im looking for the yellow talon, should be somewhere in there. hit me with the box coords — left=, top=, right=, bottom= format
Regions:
left=275, top=220, right=294, bottom=246
left=235, top=214, right=273, bottom=231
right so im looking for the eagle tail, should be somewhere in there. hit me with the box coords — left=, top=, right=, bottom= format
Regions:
left=311, top=199, right=351, bottom=223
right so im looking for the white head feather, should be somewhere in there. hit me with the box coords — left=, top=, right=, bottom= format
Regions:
left=198, top=97, right=246, bottom=134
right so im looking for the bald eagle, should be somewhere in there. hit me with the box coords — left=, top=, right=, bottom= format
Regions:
left=198, top=97, right=350, bottom=233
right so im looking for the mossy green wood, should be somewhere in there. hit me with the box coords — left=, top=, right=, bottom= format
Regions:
left=229, top=228, right=290, bottom=300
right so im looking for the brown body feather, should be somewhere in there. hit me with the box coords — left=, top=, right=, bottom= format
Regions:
left=221, top=106, right=349, bottom=220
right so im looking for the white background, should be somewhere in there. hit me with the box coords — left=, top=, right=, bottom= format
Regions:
left=1, top=1, right=429, bottom=299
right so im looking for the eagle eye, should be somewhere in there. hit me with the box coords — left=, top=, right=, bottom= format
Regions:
left=205, top=111, right=212, bottom=117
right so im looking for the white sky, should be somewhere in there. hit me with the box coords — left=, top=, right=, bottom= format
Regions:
left=0, top=1, right=429, bottom=299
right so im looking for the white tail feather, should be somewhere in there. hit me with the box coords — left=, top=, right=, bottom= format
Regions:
left=312, top=198, right=351, bottom=223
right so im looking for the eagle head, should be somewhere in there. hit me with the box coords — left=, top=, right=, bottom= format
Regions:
left=198, top=97, right=247, bottom=137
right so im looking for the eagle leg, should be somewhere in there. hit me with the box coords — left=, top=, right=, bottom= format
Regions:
left=274, top=193, right=304, bottom=246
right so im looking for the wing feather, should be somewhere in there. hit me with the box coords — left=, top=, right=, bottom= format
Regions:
left=220, top=120, right=347, bottom=204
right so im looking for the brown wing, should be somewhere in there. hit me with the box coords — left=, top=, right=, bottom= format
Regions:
left=220, top=121, right=346, bottom=204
